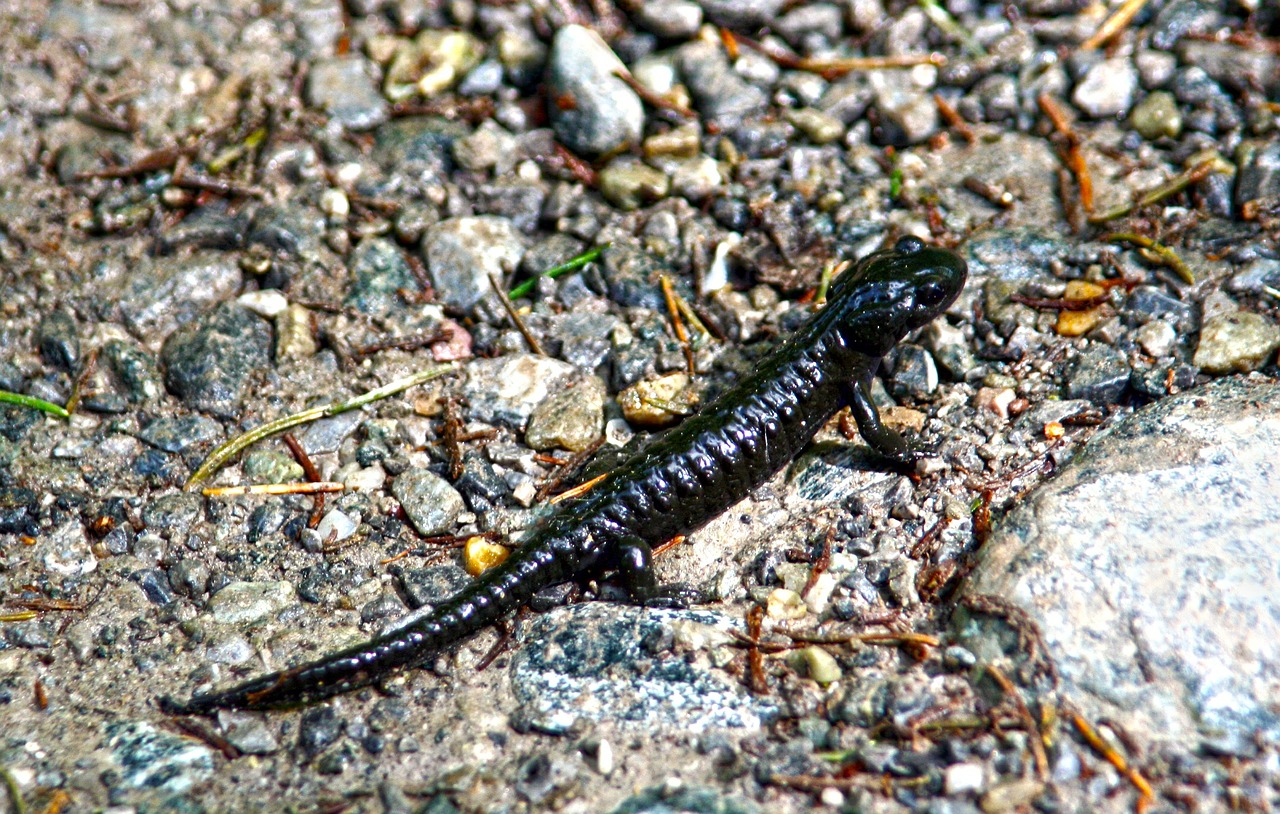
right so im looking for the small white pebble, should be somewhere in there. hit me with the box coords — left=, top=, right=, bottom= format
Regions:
left=320, top=188, right=350, bottom=220
left=335, top=162, right=363, bottom=184
left=605, top=417, right=634, bottom=447
left=511, top=478, right=537, bottom=507
left=820, top=786, right=844, bottom=807
left=237, top=289, right=289, bottom=319
left=595, top=739, right=614, bottom=776
left=315, top=509, right=358, bottom=543
left=944, top=761, right=986, bottom=795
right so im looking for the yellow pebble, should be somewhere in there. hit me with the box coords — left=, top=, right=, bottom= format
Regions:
left=464, top=536, right=509, bottom=576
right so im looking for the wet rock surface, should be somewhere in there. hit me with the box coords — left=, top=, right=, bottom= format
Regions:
left=1, top=1, right=1278, bottom=813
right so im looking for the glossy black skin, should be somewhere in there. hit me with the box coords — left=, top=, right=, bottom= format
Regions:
left=161, top=236, right=966, bottom=713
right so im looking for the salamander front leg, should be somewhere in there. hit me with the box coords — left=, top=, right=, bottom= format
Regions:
left=611, top=536, right=705, bottom=609
left=844, top=378, right=933, bottom=467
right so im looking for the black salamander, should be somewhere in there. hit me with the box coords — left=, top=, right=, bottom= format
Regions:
left=162, top=235, right=966, bottom=713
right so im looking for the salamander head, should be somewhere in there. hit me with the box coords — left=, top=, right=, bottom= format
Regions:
left=825, top=236, right=967, bottom=357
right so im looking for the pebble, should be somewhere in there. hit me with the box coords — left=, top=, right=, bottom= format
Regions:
left=242, top=449, right=305, bottom=484
left=37, top=308, right=80, bottom=371
left=207, top=581, right=297, bottom=627
left=1193, top=311, right=1280, bottom=374
left=315, top=508, right=359, bottom=543
left=137, top=414, right=221, bottom=453
left=676, top=41, right=768, bottom=125
left=115, top=252, right=243, bottom=337
left=1129, top=90, right=1181, bottom=140
left=1064, top=343, right=1129, bottom=404
left=890, top=344, right=939, bottom=400
left=783, top=107, right=844, bottom=144
left=961, top=378, right=1280, bottom=748
left=424, top=216, right=526, bottom=310
left=669, top=155, right=724, bottom=203
left=796, top=646, right=842, bottom=685
left=695, top=0, right=786, bottom=28
left=102, top=340, right=164, bottom=403
left=633, top=0, right=703, bottom=38
left=305, top=56, right=388, bottom=131
left=944, top=761, right=986, bottom=795
left=105, top=721, right=213, bottom=794
left=410, top=30, right=483, bottom=98
left=1235, top=141, right=1280, bottom=210
left=512, top=604, right=777, bottom=734
left=598, top=157, right=670, bottom=210
left=868, top=69, right=938, bottom=145
left=275, top=303, right=317, bottom=361
left=217, top=711, right=281, bottom=755
left=141, top=493, right=201, bottom=537
left=236, top=289, right=289, bottom=319
left=204, top=631, right=253, bottom=665
left=159, top=303, right=273, bottom=418
left=453, top=120, right=517, bottom=173
left=462, top=353, right=577, bottom=428
left=979, top=779, right=1045, bottom=814
left=618, top=373, right=696, bottom=428
left=391, top=468, right=465, bottom=536
left=1135, top=319, right=1177, bottom=358
left=1072, top=56, right=1138, bottom=118
left=545, top=25, right=643, bottom=158
left=299, top=707, right=343, bottom=759
left=524, top=377, right=605, bottom=452
left=344, top=236, right=420, bottom=315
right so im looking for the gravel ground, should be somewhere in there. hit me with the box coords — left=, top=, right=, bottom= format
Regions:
left=1, top=1, right=1279, bottom=813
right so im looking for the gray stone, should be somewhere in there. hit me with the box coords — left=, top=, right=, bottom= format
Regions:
left=1072, top=56, right=1138, bottom=118
left=1193, top=311, right=1280, bottom=374
left=247, top=202, right=328, bottom=258
left=424, top=216, right=526, bottom=310
left=512, top=603, right=776, bottom=734
left=960, top=377, right=1280, bottom=746
left=890, top=344, right=939, bottom=401
left=525, top=377, right=605, bottom=452
left=141, top=493, right=202, bottom=537
left=105, top=721, right=214, bottom=794
left=137, top=415, right=222, bottom=453
left=373, top=116, right=470, bottom=185
left=344, top=237, right=419, bottom=315
left=870, top=69, right=938, bottom=145
left=1064, top=343, right=1129, bottom=404
left=462, top=353, right=578, bottom=429
left=676, top=41, right=768, bottom=126
left=694, top=0, right=785, bottom=28
left=207, top=581, right=297, bottom=627
left=546, top=25, right=643, bottom=158
left=297, top=410, right=364, bottom=456
left=633, top=0, right=703, bottom=39
left=217, top=711, right=282, bottom=755
left=114, top=252, right=243, bottom=338
left=37, top=308, right=80, bottom=371
left=160, top=303, right=273, bottom=418
left=391, top=468, right=465, bottom=537
left=103, top=340, right=164, bottom=403
left=306, top=56, right=389, bottom=131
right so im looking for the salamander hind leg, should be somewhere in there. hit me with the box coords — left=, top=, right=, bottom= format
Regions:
left=608, top=536, right=706, bottom=609
left=843, top=379, right=934, bottom=468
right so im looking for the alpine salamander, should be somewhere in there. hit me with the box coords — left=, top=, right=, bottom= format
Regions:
left=162, top=235, right=966, bottom=713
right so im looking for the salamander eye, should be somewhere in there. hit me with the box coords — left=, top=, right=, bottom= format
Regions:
left=916, top=279, right=949, bottom=307
left=895, top=236, right=924, bottom=255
